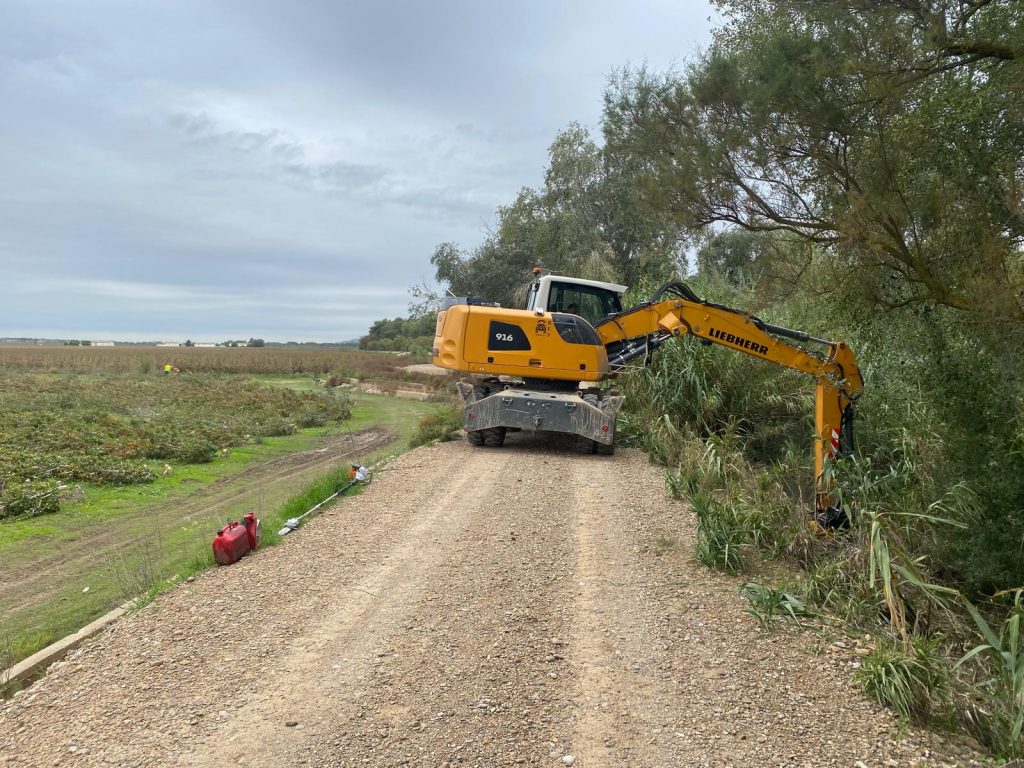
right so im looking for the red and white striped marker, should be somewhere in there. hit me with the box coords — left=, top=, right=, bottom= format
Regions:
left=829, top=428, right=840, bottom=458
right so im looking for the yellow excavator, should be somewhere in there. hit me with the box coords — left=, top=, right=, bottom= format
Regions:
left=432, top=270, right=863, bottom=526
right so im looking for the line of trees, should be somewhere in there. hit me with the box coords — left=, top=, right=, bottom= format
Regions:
left=359, top=315, right=436, bottom=353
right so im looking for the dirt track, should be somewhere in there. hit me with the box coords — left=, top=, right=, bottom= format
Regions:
left=0, top=437, right=983, bottom=767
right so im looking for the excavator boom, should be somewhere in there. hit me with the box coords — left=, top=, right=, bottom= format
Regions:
left=593, top=282, right=862, bottom=523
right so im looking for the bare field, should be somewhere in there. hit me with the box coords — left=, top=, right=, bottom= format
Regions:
left=0, top=344, right=416, bottom=377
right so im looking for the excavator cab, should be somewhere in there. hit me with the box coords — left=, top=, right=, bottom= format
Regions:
left=526, top=275, right=627, bottom=326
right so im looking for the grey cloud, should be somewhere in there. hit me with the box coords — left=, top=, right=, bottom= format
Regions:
left=1, top=0, right=715, bottom=341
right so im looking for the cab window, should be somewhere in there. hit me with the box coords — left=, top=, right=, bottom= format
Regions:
left=547, top=283, right=622, bottom=325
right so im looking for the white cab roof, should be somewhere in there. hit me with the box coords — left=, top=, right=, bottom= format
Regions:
left=541, top=274, right=628, bottom=296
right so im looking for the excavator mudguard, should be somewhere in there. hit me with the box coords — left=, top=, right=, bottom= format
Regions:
left=456, top=382, right=622, bottom=445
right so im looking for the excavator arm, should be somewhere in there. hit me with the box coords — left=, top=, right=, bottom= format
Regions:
left=595, top=282, right=863, bottom=526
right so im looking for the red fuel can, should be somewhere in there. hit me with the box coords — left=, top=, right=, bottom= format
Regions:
left=213, top=520, right=251, bottom=565
left=242, top=512, right=261, bottom=550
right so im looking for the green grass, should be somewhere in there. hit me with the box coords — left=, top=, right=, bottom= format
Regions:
left=959, top=590, right=1024, bottom=758
left=256, top=375, right=326, bottom=393
left=257, top=377, right=446, bottom=447
left=855, top=636, right=948, bottom=724
left=344, top=392, right=447, bottom=451
left=739, top=582, right=811, bottom=630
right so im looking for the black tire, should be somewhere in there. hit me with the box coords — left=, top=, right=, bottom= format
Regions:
left=595, top=438, right=615, bottom=456
left=574, top=436, right=597, bottom=454
left=574, top=392, right=601, bottom=453
left=466, top=384, right=491, bottom=446
left=483, top=427, right=506, bottom=447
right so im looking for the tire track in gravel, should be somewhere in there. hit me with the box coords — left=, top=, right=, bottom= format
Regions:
left=565, top=453, right=749, bottom=767
left=178, top=440, right=585, bottom=767
left=285, top=442, right=581, bottom=767
left=568, top=459, right=667, bottom=767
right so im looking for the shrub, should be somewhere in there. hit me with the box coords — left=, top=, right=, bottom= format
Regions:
left=295, top=404, right=330, bottom=428
left=958, top=591, right=1024, bottom=758
left=169, top=436, right=219, bottom=464
left=410, top=405, right=463, bottom=448
left=254, top=417, right=296, bottom=438
left=855, top=636, right=948, bottom=723
left=0, top=371, right=353, bottom=518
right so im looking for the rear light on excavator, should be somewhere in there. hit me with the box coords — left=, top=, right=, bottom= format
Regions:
left=601, top=424, right=609, bottom=432
left=467, top=412, right=476, bottom=420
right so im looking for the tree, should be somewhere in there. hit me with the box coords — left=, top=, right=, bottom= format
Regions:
left=248, top=338, right=265, bottom=347
left=603, top=0, right=1024, bottom=322
left=695, top=229, right=773, bottom=286
left=426, top=124, right=688, bottom=306
left=359, top=314, right=437, bottom=352
left=598, top=0, right=1024, bottom=594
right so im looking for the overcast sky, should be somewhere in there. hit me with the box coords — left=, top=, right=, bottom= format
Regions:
left=1, top=1, right=715, bottom=342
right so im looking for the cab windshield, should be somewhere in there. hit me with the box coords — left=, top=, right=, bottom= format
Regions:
left=547, top=282, right=622, bottom=326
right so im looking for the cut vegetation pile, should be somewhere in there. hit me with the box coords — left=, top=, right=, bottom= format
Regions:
left=0, top=373, right=350, bottom=519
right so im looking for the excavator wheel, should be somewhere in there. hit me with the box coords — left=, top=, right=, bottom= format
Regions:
left=574, top=435, right=596, bottom=454
left=573, top=393, right=601, bottom=454
left=574, top=392, right=615, bottom=455
left=466, top=383, right=500, bottom=447
left=483, top=427, right=506, bottom=447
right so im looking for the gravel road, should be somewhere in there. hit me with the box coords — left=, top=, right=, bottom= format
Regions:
left=0, top=437, right=985, bottom=767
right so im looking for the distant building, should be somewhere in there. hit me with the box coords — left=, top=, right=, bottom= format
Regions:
left=194, top=343, right=216, bottom=348
left=156, top=342, right=182, bottom=347
left=93, top=341, right=115, bottom=347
